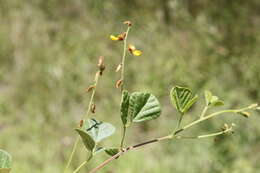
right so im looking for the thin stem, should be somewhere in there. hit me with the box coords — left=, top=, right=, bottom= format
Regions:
left=64, top=137, right=80, bottom=172
left=88, top=135, right=172, bottom=173
left=120, top=126, right=127, bottom=149
left=175, top=105, right=254, bottom=135
left=73, top=154, right=93, bottom=173
left=200, top=106, right=208, bottom=119
left=118, top=26, right=130, bottom=148
left=173, top=115, right=183, bottom=134
left=176, top=129, right=230, bottom=139
left=120, top=26, right=131, bottom=92
left=64, top=72, right=100, bottom=173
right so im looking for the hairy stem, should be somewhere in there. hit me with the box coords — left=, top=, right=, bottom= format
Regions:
left=64, top=72, right=100, bottom=173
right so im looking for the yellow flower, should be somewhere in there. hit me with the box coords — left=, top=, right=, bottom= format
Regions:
left=132, top=50, right=142, bottom=56
left=128, top=44, right=142, bottom=56
left=110, top=32, right=126, bottom=41
left=110, top=35, right=119, bottom=41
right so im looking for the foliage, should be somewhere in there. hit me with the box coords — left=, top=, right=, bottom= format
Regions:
left=0, top=149, right=11, bottom=173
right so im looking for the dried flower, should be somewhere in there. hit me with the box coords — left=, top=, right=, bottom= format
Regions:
left=128, top=44, right=142, bottom=56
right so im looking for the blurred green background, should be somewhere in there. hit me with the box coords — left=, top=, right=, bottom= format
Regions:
left=1, top=0, right=260, bottom=173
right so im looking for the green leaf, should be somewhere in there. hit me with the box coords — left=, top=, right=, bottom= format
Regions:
left=75, top=129, right=96, bottom=152
left=120, top=90, right=130, bottom=125
left=170, top=86, right=198, bottom=114
left=204, top=90, right=212, bottom=106
left=204, top=90, right=224, bottom=107
left=83, top=119, right=115, bottom=143
left=104, top=148, right=119, bottom=157
left=128, top=92, right=161, bottom=123
left=0, top=149, right=11, bottom=173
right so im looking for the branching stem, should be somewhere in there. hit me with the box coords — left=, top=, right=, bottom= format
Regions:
left=88, top=105, right=255, bottom=173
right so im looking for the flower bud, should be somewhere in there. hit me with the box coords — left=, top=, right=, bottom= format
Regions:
left=248, top=103, right=258, bottom=109
left=98, top=56, right=105, bottom=75
left=238, top=111, right=250, bottom=118
left=85, top=85, right=95, bottom=93
left=116, top=64, right=122, bottom=72
left=116, top=79, right=123, bottom=88
left=124, top=21, right=132, bottom=27
left=91, top=103, right=96, bottom=113
left=79, top=119, right=84, bottom=128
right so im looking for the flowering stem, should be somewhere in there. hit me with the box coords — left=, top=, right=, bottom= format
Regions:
left=119, top=26, right=131, bottom=148
left=120, top=26, right=131, bottom=92
left=64, top=72, right=101, bottom=173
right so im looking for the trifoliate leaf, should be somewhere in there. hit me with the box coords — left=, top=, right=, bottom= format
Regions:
left=128, top=92, right=161, bottom=123
left=170, top=86, right=198, bottom=114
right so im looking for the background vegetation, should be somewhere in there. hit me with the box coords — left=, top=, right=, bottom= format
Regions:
left=0, top=0, right=260, bottom=172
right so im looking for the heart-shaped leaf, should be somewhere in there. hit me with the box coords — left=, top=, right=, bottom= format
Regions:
left=128, top=92, right=161, bottom=123
left=105, top=148, right=120, bottom=157
left=0, top=149, right=12, bottom=173
left=83, top=119, right=115, bottom=143
left=170, top=86, right=198, bottom=114
left=204, top=90, right=224, bottom=107
left=120, top=90, right=130, bottom=125
left=75, top=129, right=96, bottom=152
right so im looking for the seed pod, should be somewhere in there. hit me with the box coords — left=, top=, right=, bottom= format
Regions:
left=79, top=119, right=84, bottom=128
left=98, top=56, right=105, bottom=75
left=116, top=64, right=122, bottom=72
left=116, top=79, right=123, bottom=88
left=124, top=21, right=132, bottom=27
left=91, top=103, right=96, bottom=113
left=85, top=85, right=95, bottom=93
